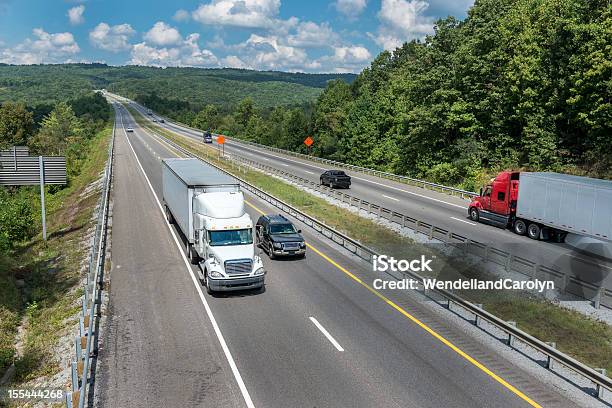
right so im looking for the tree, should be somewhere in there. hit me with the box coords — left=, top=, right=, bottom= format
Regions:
left=312, top=80, right=352, bottom=158
left=29, top=102, right=84, bottom=156
left=193, top=104, right=220, bottom=131
left=0, top=102, right=34, bottom=150
left=234, top=98, right=256, bottom=129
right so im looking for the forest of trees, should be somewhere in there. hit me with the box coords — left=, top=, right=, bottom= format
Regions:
left=157, top=0, right=610, bottom=190
left=0, top=92, right=111, bottom=251
left=0, top=64, right=350, bottom=109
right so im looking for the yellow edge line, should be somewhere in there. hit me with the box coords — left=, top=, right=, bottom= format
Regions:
left=244, top=200, right=541, bottom=408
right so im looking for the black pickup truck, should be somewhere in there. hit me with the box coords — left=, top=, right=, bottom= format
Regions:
left=320, top=170, right=351, bottom=189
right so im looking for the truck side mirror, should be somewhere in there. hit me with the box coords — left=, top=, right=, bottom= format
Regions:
left=298, top=229, right=302, bottom=233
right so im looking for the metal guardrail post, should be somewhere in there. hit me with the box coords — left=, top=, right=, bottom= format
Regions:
left=594, top=287, right=604, bottom=309
left=596, top=369, right=607, bottom=398
left=507, top=321, right=517, bottom=347
left=474, top=304, right=483, bottom=326
left=546, top=342, right=556, bottom=370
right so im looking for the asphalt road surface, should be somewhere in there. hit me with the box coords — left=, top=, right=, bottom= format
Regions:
left=93, top=104, right=583, bottom=407
left=124, top=100, right=612, bottom=298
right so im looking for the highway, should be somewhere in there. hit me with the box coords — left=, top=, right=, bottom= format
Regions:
left=93, top=102, right=584, bottom=407
left=124, top=100, right=612, bottom=299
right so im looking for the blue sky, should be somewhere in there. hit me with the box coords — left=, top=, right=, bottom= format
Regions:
left=0, top=0, right=474, bottom=73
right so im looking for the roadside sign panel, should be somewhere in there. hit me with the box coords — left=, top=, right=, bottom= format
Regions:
left=0, top=156, right=67, bottom=185
left=304, top=136, right=313, bottom=147
left=0, top=149, right=67, bottom=241
left=0, top=146, right=29, bottom=157
left=217, top=135, right=225, bottom=145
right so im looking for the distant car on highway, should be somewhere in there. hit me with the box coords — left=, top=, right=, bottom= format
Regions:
left=159, top=118, right=165, bottom=123
left=320, top=170, right=351, bottom=189
left=203, top=130, right=213, bottom=143
left=126, top=127, right=134, bottom=132
left=256, top=214, right=305, bottom=259
left=152, top=118, right=157, bottom=122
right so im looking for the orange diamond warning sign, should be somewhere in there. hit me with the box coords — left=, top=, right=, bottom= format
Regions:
left=304, top=136, right=313, bottom=147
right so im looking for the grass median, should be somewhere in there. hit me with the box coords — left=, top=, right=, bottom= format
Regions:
left=127, top=105, right=612, bottom=374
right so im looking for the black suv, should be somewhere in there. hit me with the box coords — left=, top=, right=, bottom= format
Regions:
left=255, top=214, right=306, bottom=259
left=320, top=170, right=351, bottom=189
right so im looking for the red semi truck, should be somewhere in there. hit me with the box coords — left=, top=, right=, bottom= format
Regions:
left=468, top=171, right=612, bottom=242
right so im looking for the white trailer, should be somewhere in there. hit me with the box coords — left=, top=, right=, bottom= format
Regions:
left=162, top=158, right=265, bottom=293
left=517, top=172, right=612, bottom=242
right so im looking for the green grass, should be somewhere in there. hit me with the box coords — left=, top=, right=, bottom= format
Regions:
left=0, top=255, right=20, bottom=376
left=487, top=296, right=612, bottom=372
left=0, top=126, right=112, bottom=386
left=128, top=105, right=612, bottom=374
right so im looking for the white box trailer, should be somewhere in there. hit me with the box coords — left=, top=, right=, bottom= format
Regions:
left=517, top=172, right=612, bottom=242
left=162, top=158, right=265, bottom=292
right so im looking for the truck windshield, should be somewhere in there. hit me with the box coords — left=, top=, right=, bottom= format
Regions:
left=270, top=224, right=297, bottom=234
left=208, top=229, right=253, bottom=246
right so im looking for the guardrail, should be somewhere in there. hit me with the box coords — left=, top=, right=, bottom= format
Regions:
left=65, top=123, right=115, bottom=407
left=222, top=152, right=611, bottom=309
left=127, top=99, right=478, bottom=200
left=143, top=121, right=611, bottom=400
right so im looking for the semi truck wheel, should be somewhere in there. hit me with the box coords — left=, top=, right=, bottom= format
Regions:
left=527, top=223, right=541, bottom=240
left=469, top=208, right=479, bottom=222
left=513, top=219, right=527, bottom=235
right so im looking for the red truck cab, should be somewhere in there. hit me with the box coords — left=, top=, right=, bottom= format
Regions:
left=469, top=171, right=520, bottom=228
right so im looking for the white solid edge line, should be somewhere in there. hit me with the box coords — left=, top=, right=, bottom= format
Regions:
left=309, top=317, right=344, bottom=352
left=382, top=194, right=400, bottom=202
left=118, top=108, right=256, bottom=408
left=450, top=216, right=477, bottom=226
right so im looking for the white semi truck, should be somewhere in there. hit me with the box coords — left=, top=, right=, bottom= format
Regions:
left=162, top=158, right=265, bottom=293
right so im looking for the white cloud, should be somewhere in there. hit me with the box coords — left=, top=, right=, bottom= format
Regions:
left=217, top=34, right=311, bottom=71
left=130, top=32, right=218, bottom=68
left=331, top=45, right=371, bottom=62
left=371, top=0, right=434, bottom=50
left=0, top=28, right=80, bottom=64
left=192, top=0, right=281, bottom=29
left=143, top=22, right=182, bottom=46
left=313, top=45, right=371, bottom=73
left=67, top=5, right=85, bottom=25
left=89, top=23, right=135, bottom=52
left=287, top=21, right=339, bottom=48
left=173, top=9, right=190, bottom=22
left=334, top=0, right=367, bottom=19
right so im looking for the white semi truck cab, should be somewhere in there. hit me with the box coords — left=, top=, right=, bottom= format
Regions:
left=162, top=158, right=265, bottom=293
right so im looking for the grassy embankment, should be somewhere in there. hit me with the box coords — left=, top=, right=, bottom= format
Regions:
left=0, top=126, right=112, bottom=390
left=127, top=105, right=612, bottom=373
